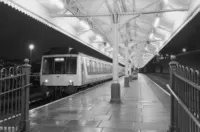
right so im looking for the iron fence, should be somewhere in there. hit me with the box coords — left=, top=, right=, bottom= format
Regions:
left=168, top=56, right=200, bottom=132
left=0, top=60, right=31, bottom=132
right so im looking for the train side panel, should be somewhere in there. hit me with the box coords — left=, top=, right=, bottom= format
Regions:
left=79, top=54, right=113, bottom=85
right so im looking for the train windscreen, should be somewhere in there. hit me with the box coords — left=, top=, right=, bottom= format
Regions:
left=42, top=57, right=77, bottom=74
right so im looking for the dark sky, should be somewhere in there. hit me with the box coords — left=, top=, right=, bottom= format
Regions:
left=160, top=12, right=200, bottom=55
left=0, top=3, right=112, bottom=62
left=1, top=2, right=200, bottom=62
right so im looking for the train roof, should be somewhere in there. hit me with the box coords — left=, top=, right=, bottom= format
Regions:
left=43, top=47, right=125, bottom=67
left=43, top=47, right=78, bottom=55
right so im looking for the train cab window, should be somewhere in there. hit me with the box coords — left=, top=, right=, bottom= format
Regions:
left=42, top=58, right=53, bottom=74
left=66, top=57, right=77, bottom=74
left=42, top=57, right=77, bottom=74
left=54, top=58, right=65, bottom=74
left=42, top=57, right=65, bottom=74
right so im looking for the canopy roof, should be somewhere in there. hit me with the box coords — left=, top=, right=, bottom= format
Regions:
left=1, top=0, right=199, bottom=68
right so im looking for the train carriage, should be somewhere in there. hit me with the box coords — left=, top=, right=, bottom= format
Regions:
left=40, top=47, right=124, bottom=96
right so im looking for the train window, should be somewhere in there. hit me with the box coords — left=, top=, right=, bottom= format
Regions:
left=104, top=64, right=107, bottom=73
left=89, top=60, right=92, bottom=74
left=98, top=62, right=101, bottom=73
left=93, top=61, right=96, bottom=73
left=94, top=61, right=96, bottom=73
left=100, top=63, right=102, bottom=73
left=42, top=58, right=53, bottom=74
left=106, top=65, right=108, bottom=73
left=87, top=59, right=90, bottom=73
left=66, top=57, right=77, bottom=74
left=55, top=58, right=65, bottom=74
left=96, top=62, right=99, bottom=73
left=103, top=64, right=105, bottom=73
left=42, top=57, right=65, bottom=74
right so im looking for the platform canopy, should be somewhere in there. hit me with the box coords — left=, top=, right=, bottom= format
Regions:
left=1, top=0, right=199, bottom=68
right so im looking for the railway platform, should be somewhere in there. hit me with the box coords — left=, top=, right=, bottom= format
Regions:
left=29, top=74, right=170, bottom=132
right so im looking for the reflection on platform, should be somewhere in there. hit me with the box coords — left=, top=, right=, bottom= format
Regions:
left=29, top=74, right=170, bottom=132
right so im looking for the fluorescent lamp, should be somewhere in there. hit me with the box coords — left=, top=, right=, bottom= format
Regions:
left=149, top=33, right=154, bottom=39
left=80, top=20, right=90, bottom=30
left=154, top=17, right=160, bottom=27
left=163, top=0, right=168, bottom=4
left=96, top=35, right=103, bottom=42
left=55, top=58, right=64, bottom=61
left=51, top=0, right=65, bottom=9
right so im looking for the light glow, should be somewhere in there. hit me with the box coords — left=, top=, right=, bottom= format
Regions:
left=145, top=46, right=148, bottom=51
left=29, top=44, right=35, bottom=50
left=50, top=0, right=65, bottom=9
left=149, top=33, right=154, bottom=39
left=182, top=48, right=186, bottom=52
left=80, top=20, right=90, bottom=30
left=163, top=0, right=168, bottom=4
left=54, top=58, right=64, bottom=61
left=154, top=17, right=160, bottom=27
left=95, top=35, right=103, bottom=42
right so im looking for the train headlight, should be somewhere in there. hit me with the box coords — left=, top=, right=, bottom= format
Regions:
left=42, top=79, right=48, bottom=85
left=69, top=80, right=74, bottom=86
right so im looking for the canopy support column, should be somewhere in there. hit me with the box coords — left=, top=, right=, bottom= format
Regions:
left=124, top=43, right=129, bottom=87
left=110, top=13, right=121, bottom=103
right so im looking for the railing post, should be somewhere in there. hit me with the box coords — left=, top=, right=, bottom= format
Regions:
left=169, top=55, right=179, bottom=132
left=20, top=58, right=31, bottom=131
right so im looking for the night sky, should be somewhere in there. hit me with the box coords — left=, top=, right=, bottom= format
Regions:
left=0, top=3, right=112, bottom=62
left=1, top=2, right=200, bottom=62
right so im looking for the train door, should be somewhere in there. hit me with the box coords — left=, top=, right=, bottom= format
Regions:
left=81, top=58, right=86, bottom=85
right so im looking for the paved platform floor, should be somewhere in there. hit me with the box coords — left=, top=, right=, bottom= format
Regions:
left=29, top=74, right=171, bottom=132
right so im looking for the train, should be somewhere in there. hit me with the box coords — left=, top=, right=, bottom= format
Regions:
left=40, top=47, right=124, bottom=98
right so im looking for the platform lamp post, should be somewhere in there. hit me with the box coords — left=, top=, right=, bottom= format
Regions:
left=29, top=44, right=35, bottom=65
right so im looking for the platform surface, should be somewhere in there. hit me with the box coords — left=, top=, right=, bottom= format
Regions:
left=29, top=74, right=170, bottom=132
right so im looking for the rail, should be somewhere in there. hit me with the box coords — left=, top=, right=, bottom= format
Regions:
left=168, top=57, right=200, bottom=132
left=166, top=84, right=200, bottom=129
left=0, top=59, right=31, bottom=132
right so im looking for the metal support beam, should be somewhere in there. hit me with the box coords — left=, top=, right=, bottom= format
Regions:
left=104, top=0, right=113, bottom=13
left=120, top=8, right=188, bottom=16
left=76, top=29, right=92, bottom=36
left=118, top=15, right=140, bottom=30
left=124, top=43, right=129, bottom=87
left=110, top=0, right=121, bottom=103
left=51, top=8, right=188, bottom=18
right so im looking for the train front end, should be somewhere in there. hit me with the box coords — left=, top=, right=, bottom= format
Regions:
left=40, top=54, right=80, bottom=95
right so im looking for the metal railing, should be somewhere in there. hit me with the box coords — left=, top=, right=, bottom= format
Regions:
left=0, top=59, right=31, bottom=132
left=168, top=56, right=200, bottom=132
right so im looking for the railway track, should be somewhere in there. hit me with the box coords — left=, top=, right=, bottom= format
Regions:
left=29, top=78, right=113, bottom=110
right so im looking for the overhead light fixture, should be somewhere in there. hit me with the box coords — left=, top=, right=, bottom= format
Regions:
left=149, top=33, right=154, bottom=39
left=145, top=46, right=148, bottom=52
left=80, top=20, right=90, bottom=30
left=163, top=0, right=168, bottom=4
left=51, top=0, right=65, bottom=9
left=154, top=17, right=160, bottom=28
left=96, top=35, right=103, bottom=42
